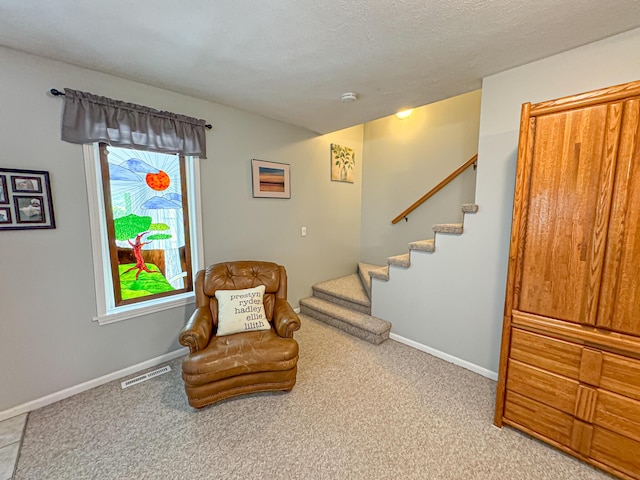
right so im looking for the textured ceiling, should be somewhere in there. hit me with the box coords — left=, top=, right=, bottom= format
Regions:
left=1, top=1, right=639, bottom=133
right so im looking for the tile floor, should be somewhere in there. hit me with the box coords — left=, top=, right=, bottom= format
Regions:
left=0, top=414, right=27, bottom=480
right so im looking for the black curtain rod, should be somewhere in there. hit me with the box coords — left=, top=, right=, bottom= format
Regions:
left=49, top=88, right=213, bottom=130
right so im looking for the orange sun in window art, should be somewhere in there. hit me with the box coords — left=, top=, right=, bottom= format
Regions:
left=145, top=170, right=170, bottom=191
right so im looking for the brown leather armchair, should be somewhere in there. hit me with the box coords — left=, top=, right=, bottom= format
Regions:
left=179, top=261, right=301, bottom=408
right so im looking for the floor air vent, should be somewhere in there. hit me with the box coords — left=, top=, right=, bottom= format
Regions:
left=121, top=365, right=171, bottom=389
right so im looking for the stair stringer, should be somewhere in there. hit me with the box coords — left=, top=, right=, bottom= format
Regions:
left=370, top=208, right=499, bottom=380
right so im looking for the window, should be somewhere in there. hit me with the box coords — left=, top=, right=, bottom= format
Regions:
left=84, top=143, right=203, bottom=325
left=59, top=88, right=208, bottom=324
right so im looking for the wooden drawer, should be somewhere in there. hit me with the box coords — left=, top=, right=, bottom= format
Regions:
left=511, top=327, right=640, bottom=400
left=505, top=390, right=640, bottom=480
left=510, top=328, right=582, bottom=379
left=506, top=359, right=578, bottom=414
left=600, top=353, right=640, bottom=401
left=595, top=390, right=640, bottom=444
left=591, top=426, right=640, bottom=479
left=504, top=390, right=574, bottom=447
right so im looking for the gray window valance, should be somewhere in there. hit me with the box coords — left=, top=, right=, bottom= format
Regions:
left=61, top=88, right=208, bottom=158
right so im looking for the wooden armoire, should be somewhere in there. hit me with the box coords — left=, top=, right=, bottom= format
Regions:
left=495, top=79, right=640, bottom=480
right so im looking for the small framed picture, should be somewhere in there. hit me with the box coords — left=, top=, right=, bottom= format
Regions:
left=0, top=207, right=11, bottom=223
left=15, top=196, right=45, bottom=223
left=331, top=143, right=355, bottom=183
left=0, top=176, right=7, bottom=204
left=0, top=168, right=55, bottom=231
left=251, top=159, right=291, bottom=199
left=12, top=176, right=42, bottom=193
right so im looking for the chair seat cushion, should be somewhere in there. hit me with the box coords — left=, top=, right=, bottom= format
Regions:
left=181, top=329, right=299, bottom=387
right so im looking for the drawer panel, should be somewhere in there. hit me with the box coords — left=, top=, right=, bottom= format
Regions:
left=506, top=359, right=579, bottom=414
left=591, top=426, right=640, bottom=480
left=601, top=353, right=640, bottom=402
left=510, top=325, right=640, bottom=401
left=595, top=390, right=640, bottom=443
left=510, top=328, right=582, bottom=379
left=512, top=310, right=640, bottom=358
left=504, top=390, right=574, bottom=447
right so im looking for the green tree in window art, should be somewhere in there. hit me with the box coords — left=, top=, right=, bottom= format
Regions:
left=114, top=214, right=172, bottom=281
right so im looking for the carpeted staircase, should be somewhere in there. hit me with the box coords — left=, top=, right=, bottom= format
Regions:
left=299, top=264, right=392, bottom=345
left=368, top=203, right=478, bottom=281
left=300, top=203, right=478, bottom=344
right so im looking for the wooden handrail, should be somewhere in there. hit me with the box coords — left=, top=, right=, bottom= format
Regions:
left=391, top=154, right=478, bottom=224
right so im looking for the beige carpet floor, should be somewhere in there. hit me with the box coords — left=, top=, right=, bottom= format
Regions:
left=14, top=316, right=611, bottom=479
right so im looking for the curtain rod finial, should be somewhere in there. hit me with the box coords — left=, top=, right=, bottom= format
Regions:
left=50, top=88, right=65, bottom=96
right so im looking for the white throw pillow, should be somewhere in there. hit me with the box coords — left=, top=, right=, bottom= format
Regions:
left=215, top=285, right=271, bottom=336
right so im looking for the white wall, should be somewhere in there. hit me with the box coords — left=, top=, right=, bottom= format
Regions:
left=360, top=91, right=481, bottom=264
left=373, top=27, right=640, bottom=375
left=0, top=47, right=363, bottom=413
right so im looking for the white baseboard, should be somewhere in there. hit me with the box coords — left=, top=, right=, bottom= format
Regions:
left=0, top=347, right=189, bottom=422
left=389, top=333, right=498, bottom=381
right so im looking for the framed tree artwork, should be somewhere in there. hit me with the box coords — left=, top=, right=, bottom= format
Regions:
left=331, top=144, right=355, bottom=183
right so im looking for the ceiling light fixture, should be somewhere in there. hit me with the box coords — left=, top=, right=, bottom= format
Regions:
left=341, top=92, right=357, bottom=103
left=396, top=108, right=414, bottom=119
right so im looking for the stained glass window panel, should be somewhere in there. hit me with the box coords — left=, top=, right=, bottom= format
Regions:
left=100, top=144, right=193, bottom=306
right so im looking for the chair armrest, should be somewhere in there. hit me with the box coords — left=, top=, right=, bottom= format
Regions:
left=179, top=306, right=213, bottom=354
left=273, top=298, right=301, bottom=338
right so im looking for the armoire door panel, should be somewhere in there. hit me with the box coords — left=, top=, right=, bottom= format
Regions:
left=518, top=103, right=622, bottom=324
left=598, top=98, right=640, bottom=336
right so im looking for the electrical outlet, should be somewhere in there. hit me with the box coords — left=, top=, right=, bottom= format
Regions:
left=301, top=226, right=307, bottom=237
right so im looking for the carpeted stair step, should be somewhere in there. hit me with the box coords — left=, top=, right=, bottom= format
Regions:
left=388, top=253, right=411, bottom=268
left=299, top=296, right=391, bottom=345
left=433, top=223, right=463, bottom=234
left=408, top=238, right=435, bottom=252
left=357, top=262, right=384, bottom=299
left=311, top=273, right=371, bottom=314
left=369, top=265, right=390, bottom=281
left=462, top=203, right=479, bottom=213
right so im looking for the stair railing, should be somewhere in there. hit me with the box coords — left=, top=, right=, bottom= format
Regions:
left=391, top=154, right=478, bottom=224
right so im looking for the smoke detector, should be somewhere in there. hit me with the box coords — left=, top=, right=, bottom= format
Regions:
left=341, top=92, right=357, bottom=103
